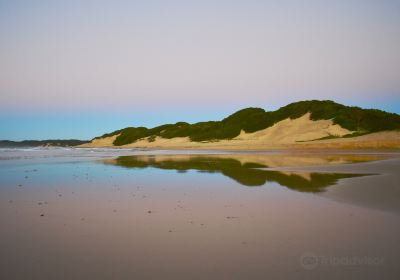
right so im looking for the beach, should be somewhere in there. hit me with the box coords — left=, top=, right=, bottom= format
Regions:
left=1, top=148, right=399, bottom=279
left=2, top=1, right=400, bottom=279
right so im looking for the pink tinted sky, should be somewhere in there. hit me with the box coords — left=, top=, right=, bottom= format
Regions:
left=0, top=0, right=399, bottom=140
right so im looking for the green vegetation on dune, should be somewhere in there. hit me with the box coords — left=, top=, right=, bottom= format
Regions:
left=275, top=100, right=400, bottom=132
left=93, top=129, right=124, bottom=140
left=97, top=100, right=400, bottom=146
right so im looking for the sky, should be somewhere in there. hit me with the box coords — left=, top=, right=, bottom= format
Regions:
left=1, top=0, right=400, bottom=140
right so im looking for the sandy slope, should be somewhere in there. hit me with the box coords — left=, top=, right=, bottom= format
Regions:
left=235, top=113, right=350, bottom=143
left=296, top=130, right=400, bottom=149
left=79, top=134, right=119, bottom=148
left=79, top=113, right=400, bottom=149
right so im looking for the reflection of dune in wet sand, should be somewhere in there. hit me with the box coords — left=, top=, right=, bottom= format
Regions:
left=102, top=154, right=372, bottom=190
left=210, top=154, right=384, bottom=167
left=279, top=171, right=312, bottom=181
left=104, top=153, right=383, bottom=168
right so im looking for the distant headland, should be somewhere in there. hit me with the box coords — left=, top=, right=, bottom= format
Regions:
left=0, top=139, right=89, bottom=148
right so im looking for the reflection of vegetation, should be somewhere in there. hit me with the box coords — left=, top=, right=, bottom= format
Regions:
left=106, top=156, right=368, bottom=192
left=94, top=100, right=400, bottom=145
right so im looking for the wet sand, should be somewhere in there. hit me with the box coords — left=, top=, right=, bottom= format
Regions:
left=0, top=148, right=399, bottom=279
left=266, top=157, right=400, bottom=215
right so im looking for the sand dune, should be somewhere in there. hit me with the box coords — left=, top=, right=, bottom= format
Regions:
left=79, top=134, right=119, bottom=148
left=80, top=113, right=400, bottom=150
left=235, top=113, right=351, bottom=143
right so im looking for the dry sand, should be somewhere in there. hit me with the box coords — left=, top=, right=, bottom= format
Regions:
left=79, top=113, right=400, bottom=150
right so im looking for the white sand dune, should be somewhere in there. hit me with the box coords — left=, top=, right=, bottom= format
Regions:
left=79, top=134, right=119, bottom=148
left=235, top=113, right=350, bottom=143
left=79, top=113, right=400, bottom=149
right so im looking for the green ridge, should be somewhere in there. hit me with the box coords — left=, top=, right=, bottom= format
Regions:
left=94, top=100, right=400, bottom=146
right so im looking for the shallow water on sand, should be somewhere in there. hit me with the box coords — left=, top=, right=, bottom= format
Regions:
left=0, top=148, right=399, bottom=280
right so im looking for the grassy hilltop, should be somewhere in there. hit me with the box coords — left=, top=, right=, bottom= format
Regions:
left=94, top=100, right=400, bottom=146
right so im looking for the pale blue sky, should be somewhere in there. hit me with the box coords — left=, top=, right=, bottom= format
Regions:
left=1, top=0, right=400, bottom=140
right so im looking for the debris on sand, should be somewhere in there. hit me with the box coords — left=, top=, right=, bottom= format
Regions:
left=226, top=216, right=239, bottom=219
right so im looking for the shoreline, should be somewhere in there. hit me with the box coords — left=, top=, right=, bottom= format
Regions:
left=76, top=145, right=400, bottom=152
